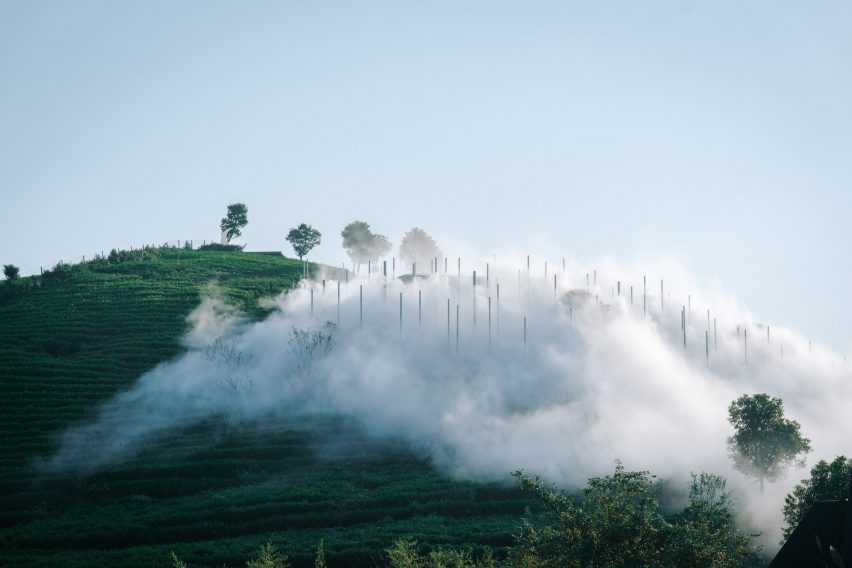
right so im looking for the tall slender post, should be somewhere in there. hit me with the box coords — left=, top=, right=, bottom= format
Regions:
left=486, top=262, right=490, bottom=289
left=392, top=257, right=395, bottom=277
left=368, top=260, right=371, bottom=275
left=630, top=285, right=633, bottom=306
left=527, top=255, right=530, bottom=273
left=617, top=281, right=620, bottom=296
left=705, top=330, right=709, bottom=367
left=554, top=273, right=557, bottom=297
left=496, top=283, right=500, bottom=340
left=456, top=304, right=459, bottom=353
left=447, top=299, right=450, bottom=348
left=488, top=296, right=492, bottom=351
left=359, top=285, right=363, bottom=329
left=383, top=260, right=387, bottom=277
left=473, top=270, right=477, bottom=329
left=660, top=280, right=664, bottom=311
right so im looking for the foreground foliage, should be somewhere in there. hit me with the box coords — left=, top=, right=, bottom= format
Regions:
left=782, top=455, right=851, bottom=542
left=513, top=465, right=762, bottom=568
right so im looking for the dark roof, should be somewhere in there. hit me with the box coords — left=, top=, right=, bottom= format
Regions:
left=769, top=500, right=848, bottom=567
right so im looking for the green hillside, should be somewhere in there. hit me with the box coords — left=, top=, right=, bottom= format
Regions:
left=0, top=246, right=529, bottom=567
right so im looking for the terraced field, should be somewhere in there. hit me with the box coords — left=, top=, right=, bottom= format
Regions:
left=0, top=247, right=529, bottom=567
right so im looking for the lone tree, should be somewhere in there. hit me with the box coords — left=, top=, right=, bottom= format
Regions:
left=340, top=221, right=392, bottom=271
left=727, top=393, right=811, bottom=492
left=3, top=264, right=20, bottom=280
left=220, top=203, right=248, bottom=243
left=398, top=227, right=441, bottom=269
left=781, top=455, right=851, bottom=541
left=286, top=224, right=322, bottom=260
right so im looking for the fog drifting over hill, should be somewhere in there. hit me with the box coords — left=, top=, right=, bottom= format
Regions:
left=43, top=254, right=851, bottom=546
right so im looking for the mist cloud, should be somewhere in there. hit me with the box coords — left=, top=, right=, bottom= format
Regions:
left=42, top=255, right=851, bottom=546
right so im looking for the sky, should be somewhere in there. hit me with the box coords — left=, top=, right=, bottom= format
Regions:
left=1, top=0, right=851, bottom=352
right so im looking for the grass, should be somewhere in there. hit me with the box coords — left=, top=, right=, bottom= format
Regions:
left=0, top=246, right=530, bottom=567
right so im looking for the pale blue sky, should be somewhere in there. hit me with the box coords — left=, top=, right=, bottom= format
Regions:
left=1, top=1, right=851, bottom=351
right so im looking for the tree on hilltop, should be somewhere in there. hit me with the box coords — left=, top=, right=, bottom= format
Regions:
left=220, top=203, right=248, bottom=243
left=286, top=224, right=322, bottom=260
left=341, top=221, right=392, bottom=271
left=3, top=264, right=20, bottom=280
left=398, top=227, right=441, bottom=269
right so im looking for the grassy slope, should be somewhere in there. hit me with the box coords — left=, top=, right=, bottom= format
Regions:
left=0, top=247, right=529, bottom=567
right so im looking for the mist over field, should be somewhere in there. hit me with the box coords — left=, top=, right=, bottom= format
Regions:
left=41, top=253, right=851, bottom=546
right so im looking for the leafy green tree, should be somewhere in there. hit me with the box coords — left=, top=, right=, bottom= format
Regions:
left=246, top=541, right=290, bottom=568
left=220, top=203, right=248, bottom=243
left=341, top=220, right=392, bottom=270
left=512, top=464, right=760, bottom=568
left=3, top=264, right=20, bottom=280
left=398, top=227, right=442, bottom=268
left=782, top=456, right=851, bottom=541
left=286, top=223, right=322, bottom=260
left=727, top=393, right=812, bottom=492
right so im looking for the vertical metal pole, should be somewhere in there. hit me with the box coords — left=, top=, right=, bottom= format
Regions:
left=447, top=299, right=450, bottom=348
left=705, top=330, right=709, bottom=367
left=527, top=255, right=530, bottom=273
left=456, top=304, right=459, bottom=353
left=630, top=285, right=633, bottom=306
left=392, top=257, right=395, bottom=277
left=486, top=263, right=490, bottom=289
left=444, top=257, right=447, bottom=273
left=488, top=296, right=492, bottom=351
left=473, top=270, right=477, bottom=329
left=496, top=282, right=500, bottom=341
left=660, top=280, right=664, bottom=311
left=383, top=260, right=387, bottom=277
left=617, top=281, right=620, bottom=296
left=554, top=273, right=557, bottom=296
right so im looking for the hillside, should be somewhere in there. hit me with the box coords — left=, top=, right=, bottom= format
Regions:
left=0, top=247, right=529, bottom=567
